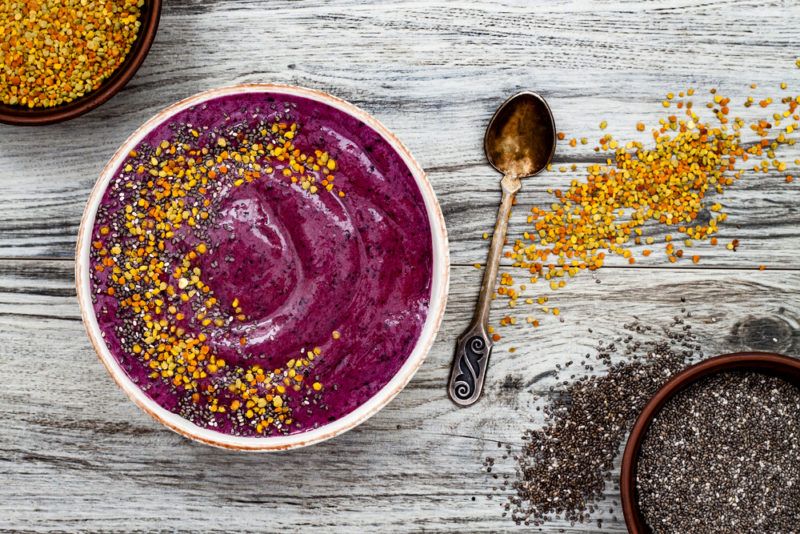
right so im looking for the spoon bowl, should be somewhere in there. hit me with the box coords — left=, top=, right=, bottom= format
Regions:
left=484, top=92, right=557, bottom=179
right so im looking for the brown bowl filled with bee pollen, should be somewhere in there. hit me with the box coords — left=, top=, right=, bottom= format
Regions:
left=0, top=0, right=161, bottom=126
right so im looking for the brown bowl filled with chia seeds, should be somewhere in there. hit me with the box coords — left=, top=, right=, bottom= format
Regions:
left=0, top=0, right=161, bottom=126
left=620, top=352, right=800, bottom=533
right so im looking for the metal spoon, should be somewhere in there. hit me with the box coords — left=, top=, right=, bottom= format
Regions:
left=448, top=91, right=556, bottom=406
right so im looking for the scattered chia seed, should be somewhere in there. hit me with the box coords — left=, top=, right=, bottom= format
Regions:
left=499, top=316, right=702, bottom=526
left=637, top=371, right=800, bottom=533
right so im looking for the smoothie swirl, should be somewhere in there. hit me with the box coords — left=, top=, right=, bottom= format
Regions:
left=89, top=92, right=433, bottom=436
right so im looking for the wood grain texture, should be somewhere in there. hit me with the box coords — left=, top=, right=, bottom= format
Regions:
left=3, top=262, right=800, bottom=533
left=1, top=0, right=799, bottom=532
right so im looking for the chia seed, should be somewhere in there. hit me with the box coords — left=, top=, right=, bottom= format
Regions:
left=500, top=317, right=702, bottom=526
left=636, top=371, right=800, bottom=533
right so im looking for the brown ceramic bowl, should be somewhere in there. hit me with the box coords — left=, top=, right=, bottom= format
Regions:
left=620, top=351, right=800, bottom=533
left=0, top=0, right=161, bottom=126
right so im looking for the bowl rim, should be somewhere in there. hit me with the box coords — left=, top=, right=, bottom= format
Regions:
left=0, top=0, right=162, bottom=126
left=620, top=351, right=800, bottom=533
left=75, top=83, right=450, bottom=451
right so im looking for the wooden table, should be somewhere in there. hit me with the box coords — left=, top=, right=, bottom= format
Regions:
left=2, top=1, right=799, bottom=531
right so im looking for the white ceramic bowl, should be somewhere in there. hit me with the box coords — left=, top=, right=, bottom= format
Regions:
left=76, top=84, right=449, bottom=451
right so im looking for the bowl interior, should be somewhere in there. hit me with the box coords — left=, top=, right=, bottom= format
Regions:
left=0, top=0, right=162, bottom=125
left=620, top=352, right=800, bottom=533
left=76, top=84, right=450, bottom=451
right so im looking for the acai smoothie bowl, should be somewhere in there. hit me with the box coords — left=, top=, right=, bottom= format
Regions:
left=76, top=84, right=449, bottom=450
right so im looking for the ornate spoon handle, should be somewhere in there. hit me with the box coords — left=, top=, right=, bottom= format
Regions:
left=448, top=175, right=520, bottom=406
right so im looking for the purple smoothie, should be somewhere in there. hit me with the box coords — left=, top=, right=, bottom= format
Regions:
left=89, top=91, right=433, bottom=436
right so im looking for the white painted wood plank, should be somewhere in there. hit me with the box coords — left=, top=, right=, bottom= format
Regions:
left=1, top=261, right=798, bottom=532
left=1, top=0, right=800, bottom=531
left=0, top=0, right=797, bottom=266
